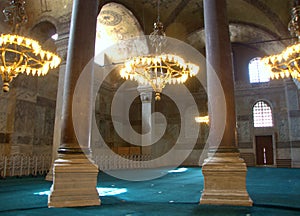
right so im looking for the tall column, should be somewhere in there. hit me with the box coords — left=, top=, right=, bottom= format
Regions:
left=48, top=0, right=100, bottom=207
left=200, top=0, right=252, bottom=206
left=45, top=31, right=69, bottom=181
left=138, top=85, right=153, bottom=155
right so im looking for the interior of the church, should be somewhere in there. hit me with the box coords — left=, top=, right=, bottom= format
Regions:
left=0, top=0, right=300, bottom=215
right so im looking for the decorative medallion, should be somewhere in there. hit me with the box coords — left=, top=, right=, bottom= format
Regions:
left=98, top=10, right=122, bottom=26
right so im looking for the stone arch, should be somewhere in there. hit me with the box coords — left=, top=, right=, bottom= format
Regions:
left=95, top=2, right=145, bottom=65
left=252, top=99, right=274, bottom=112
left=30, top=20, right=57, bottom=43
left=187, top=22, right=286, bottom=55
left=242, top=0, right=290, bottom=38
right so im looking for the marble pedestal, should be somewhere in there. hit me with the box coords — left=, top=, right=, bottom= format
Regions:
left=200, top=152, right=253, bottom=206
left=45, top=164, right=54, bottom=181
left=48, top=154, right=100, bottom=207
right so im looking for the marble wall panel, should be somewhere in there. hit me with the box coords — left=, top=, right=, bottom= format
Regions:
left=276, top=115, right=290, bottom=142
left=0, top=133, right=10, bottom=143
left=237, top=115, right=250, bottom=121
left=237, top=121, right=251, bottom=143
left=32, top=145, right=52, bottom=155
left=0, top=98, right=8, bottom=133
left=0, top=143, right=10, bottom=155
left=11, top=144, right=33, bottom=155
left=276, top=141, right=291, bottom=148
left=289, top=110, right=300, bottom=117
left=238, top=142, right=253, bottom=149
left=235, top=97, right=252, bottom=115
left=276, top=148, right=291, bottom=159
left=44, top=107, right=55, bottom=143
left=0, top=95, right=8, bottom=104
left=291, top=141, right=300, bottom=148
left=33, top=97, right=56, bottom=147
left=291, top=148, right=300, bottom=167
left=285, top=81, right=299, bottom=110
left=0, top=112, right=7, bottom=132
left=13, top=76, right=38, bottom=93
left=290, top=117, right=300, bottom=140
left=14, top=100, right=36, bottom=135
left=34, top=106, right=46, bottom=145
left=15, top=90, right=36, bottom=103
left=37, top=74, right=59, bottom=100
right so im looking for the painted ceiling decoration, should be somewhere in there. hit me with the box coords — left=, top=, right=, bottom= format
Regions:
left=0, top=0, right=292, bottom=65
left=187, top=23, right=287, bottom=55
left=94, top=2, right=146, bottom=66
left=98, top=10, right=123, bottom=26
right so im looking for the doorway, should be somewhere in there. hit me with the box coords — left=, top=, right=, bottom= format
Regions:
left=255, top=135, right=274, bottom=165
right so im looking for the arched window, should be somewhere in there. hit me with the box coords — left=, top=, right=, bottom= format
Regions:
left=253, top=101, right=273, bottom=127
left=249, top=57, right=270, bottom=83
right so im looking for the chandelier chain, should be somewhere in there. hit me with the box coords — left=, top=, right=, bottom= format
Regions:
left=119, top=0, right=199, bottom=100
left=149, top=0, right=166, bottom=53
left=3, top=0, right=28, bottom=34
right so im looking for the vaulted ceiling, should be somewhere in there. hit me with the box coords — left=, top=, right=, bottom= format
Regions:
left=0, top=0, right=294, bottom=55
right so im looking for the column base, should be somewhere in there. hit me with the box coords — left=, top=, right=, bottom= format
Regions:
left=45, top=162, right=54, bottom=181
left=200, top=152, right=253, bottom=206
left=48, top=154, right=101, bottom=207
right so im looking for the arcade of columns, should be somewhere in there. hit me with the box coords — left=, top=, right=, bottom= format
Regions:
left=48, top=0, right=252, bottom=207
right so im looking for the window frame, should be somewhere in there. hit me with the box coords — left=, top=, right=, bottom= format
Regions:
left=253, top=100, right=273, bottom=128
left=248, top=57, right=270, bottom=84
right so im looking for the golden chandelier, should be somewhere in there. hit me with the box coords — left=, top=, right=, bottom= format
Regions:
left=0, top=0, right=61, bottom=92
left=119, top=1, right=199, bottom=101
left=262, top=3, right=300, bottom=81
left=195, top=115, right=209, bottom=124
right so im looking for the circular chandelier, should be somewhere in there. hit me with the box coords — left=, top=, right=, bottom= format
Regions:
left=0, top=0, right=61, bottom=92
left=120, top=52, right=199, bottom=101
left=119, top=1, right=199, bottom=101
left=0, top=34, right=61, bottom=92
left=262, top=43, right=300, bottom=80
left=262, top=3, right=300, bottom=81
left=195, top=115, right=209, bottom=124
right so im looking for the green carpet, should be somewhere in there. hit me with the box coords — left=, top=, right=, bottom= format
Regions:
left=0, top=167, right=300, bottom=215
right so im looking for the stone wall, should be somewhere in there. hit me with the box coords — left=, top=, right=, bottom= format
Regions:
left=233, top=43, right=300, bottom=168
left=0, top=73, right=58, bottom=156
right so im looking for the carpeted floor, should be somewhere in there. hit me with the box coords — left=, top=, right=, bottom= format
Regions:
left=0, top=167, right=300, bottom=215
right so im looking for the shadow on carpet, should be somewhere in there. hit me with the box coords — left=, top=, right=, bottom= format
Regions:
left=0, top=167, right=299, bottom=215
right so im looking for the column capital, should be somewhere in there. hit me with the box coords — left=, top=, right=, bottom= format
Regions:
left=137, top=85, right=153, bottom=103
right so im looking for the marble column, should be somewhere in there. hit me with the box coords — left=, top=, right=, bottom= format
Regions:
left=284, top=79, right=298, bottom=167
left=200, top=0, right=252, bottom=206
left=45, top=32, right=69, bottom=181
left=138, top=85, right=153, bottom=155
left=48, top=0, right=100, bottom=207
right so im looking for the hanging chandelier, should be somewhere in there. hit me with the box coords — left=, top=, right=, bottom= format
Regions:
left=119, top=0, right=199, bottom=101
left=0, top=0, right=61, bottom=92
left=195, top=115, right=209, bottom=124
left=262, top=2, right=300, bottom=81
